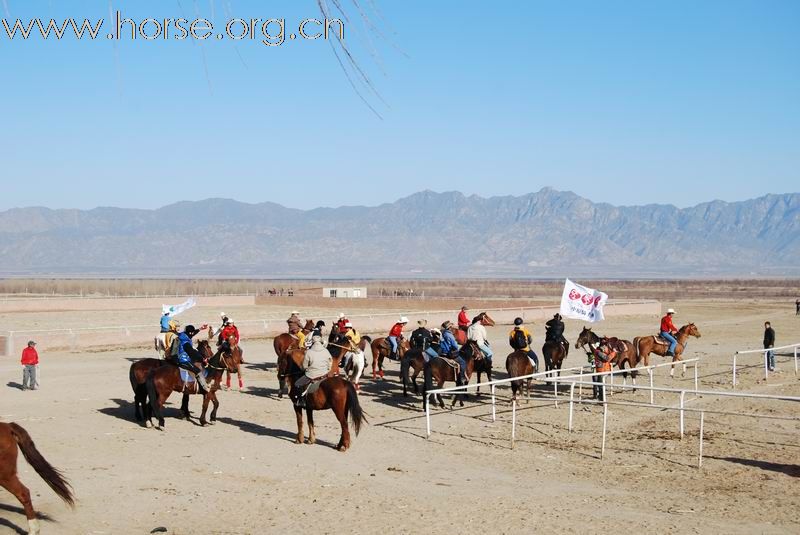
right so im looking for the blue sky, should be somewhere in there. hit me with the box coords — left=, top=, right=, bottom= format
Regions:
left=1, top=0, right=798, bottom=210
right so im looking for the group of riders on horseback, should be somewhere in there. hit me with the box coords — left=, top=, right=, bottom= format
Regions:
left=158, top=311, right=242, bottom=394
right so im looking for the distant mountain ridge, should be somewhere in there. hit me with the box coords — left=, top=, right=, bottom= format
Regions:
left=0, top=189, right=798, bottom=277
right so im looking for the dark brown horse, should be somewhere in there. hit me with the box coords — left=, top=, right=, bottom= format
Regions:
left=633, top=323, right=701, bottom=377
left=145, top=340, right=241, bottom=429
left=400, top=348, right=427, bottom=396
left=506, top=350, right=536, bottom=401
left=575, top=326, right=640, bottom=383
left=369, top=336, right=410, bottom=379
left=274, top=319, right=314, bottom=396
left=129, top=357, right=168, bottom=422
left=282, top=341, right=367, bottom=451
left=0, top=422, right=74, bottom=535
left=542, top=338, right=569, bottom=375
left=421, top=342, right=478, bottom=409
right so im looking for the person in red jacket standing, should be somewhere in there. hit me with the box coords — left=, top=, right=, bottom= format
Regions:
left=218, top=319, right=243, bottom=390
left=660, top=308, right=679, bottom=356
left=20, top=340, right=39, bottom=390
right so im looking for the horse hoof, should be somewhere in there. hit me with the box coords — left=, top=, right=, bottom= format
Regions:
left=295, top=438, right=303, bottom=444
left=155, top=425, right=164, bottom=432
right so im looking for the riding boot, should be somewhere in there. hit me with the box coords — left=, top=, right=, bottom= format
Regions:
left=196, top=370, right=211, bottom=393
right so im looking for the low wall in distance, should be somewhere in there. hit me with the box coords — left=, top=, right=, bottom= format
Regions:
left=0, top=300, right=661, bottom=355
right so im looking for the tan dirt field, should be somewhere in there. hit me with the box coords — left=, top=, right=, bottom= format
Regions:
left=1, top=298, right=799, bottom=534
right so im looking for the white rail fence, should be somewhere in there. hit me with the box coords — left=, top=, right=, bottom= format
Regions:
left=424, top=357, right=799, bottom=468
left=424, top=358, right=701, bottom=439
left=732, top=342, right=800, bottom=388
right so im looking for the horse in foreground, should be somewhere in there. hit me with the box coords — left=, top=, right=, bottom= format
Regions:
left=282, top=344, right=367, bottom=451
left=129, top=357, right=169, bottom=422
left=471, top=312, right=496, bottom=394
left=506, top=350, right=536, bottom=401
left=274, top=319, right=314, bottom=396
left=421, top=342, right=480, bottom=409
left=0, top=422, right=75, bottom=535
left=145, top=341, right=241, bottom=429
left=541, top=338, right=568, bottom=375
left=633, top=323, right=701, bottom=377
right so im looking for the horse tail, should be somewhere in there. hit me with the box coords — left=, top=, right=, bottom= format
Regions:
left=129, top=363, right=138, bottom=395
left=345, top=381, right=367, bottom=436
left=361, top=335, right=372, bottom=345
left=9, top=423, right=75, bottom=507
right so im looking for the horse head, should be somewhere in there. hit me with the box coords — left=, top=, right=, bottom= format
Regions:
left=575, top=326, right=599, bottom=349
left=302, top=319, right=315, bottom=332
left=197, top=339, right=214, bottom=360
left=477, top=312, right=495, bottom=327
left=682, top=323, right=701, bottom=338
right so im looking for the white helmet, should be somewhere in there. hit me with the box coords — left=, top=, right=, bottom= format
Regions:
left=667, top=308, right=676, bottom=314
left=291, top=311, right=300, bottom=315
left=338, top=313, right=345, bottom=319
left=399, top=316, right=409, bottom=324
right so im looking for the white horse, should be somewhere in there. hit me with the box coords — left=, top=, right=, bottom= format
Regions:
left=344, top=349, right=366, bottom=390
left=154, top=333, right=167, bottom=357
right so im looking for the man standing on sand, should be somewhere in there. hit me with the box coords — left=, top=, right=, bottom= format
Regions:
left=21, top=340, right=39, bottom=390
left=764, top=322, right=776, bottom=372
left=795, top=299, right=800, bottom=315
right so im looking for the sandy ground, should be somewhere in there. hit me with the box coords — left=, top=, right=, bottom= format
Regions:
left=1, top=299, right=799, bottom=534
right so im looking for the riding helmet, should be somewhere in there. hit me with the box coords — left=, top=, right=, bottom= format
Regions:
left=514, top=317, right=523, bottom=326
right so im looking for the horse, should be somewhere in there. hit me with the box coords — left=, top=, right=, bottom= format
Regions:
left=0, top=422, right=75, bottom=535
left=400, top=348, right=427, bottom=397
left=505, top=350, right=536, bottom=401
left=575, top=326, right=640, bottom=385
left=421, top=341, right=479, bottom=409
left=129, top=357, right=169, bottom=422
left=541, top=337, right=569, bottom=375
left=281, top=341, right=367, bottom=451
left=633, top=323, right=701, bottom=377
left=369, top=336, right=410, bottom=379
left=470, top=312, right=496, bottom=394
left=221, top=334, right=245, bottom=391
left=154, top=332, right=167, bottom=357
left=274, top=319, right=315, bottom=396
left=145, top=340, right=241, bottom=429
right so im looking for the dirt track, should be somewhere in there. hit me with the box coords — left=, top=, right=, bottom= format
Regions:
left=1, top=299, right=798, bottom=534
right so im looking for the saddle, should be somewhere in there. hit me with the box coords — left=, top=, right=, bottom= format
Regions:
left=654, top=334, right=670, bottom=345
left=604, top=337, right=627, bottom=353
left=301, top=375, right=327, bottom=398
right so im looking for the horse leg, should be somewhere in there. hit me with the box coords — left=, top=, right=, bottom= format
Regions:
left=294, top=406, right=305, bottom=444
left=334, top=397, right=350, bottom=451
left=181, top=393, right=191, bottom=420
left=378, top=354, right=385, bottom=379
left=306, top=408, right=316, bottom=445
left=411, top=366, right=420, bottom=394
left=209, top=391, right=220, bottom=423
left=1, top=475, right=40, bottom=534
left=199, top=393, right=210, bottom=426
left=526, top=378, right=532, bottom=401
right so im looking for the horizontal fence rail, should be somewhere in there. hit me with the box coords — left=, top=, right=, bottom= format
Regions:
left=732, top=342, right=800, bottom=387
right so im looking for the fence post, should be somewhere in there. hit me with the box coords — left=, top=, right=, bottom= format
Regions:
left=732, top=353, right=737, bottom=389
left=795, top=347, right=798, bottom=375
left=511, top=399, right=517, bottom=449
left=648, top=368, right=654, bottom=404
left=694, top=362, right=699, bottom=391
left=764, top=350, right=769, bottom=381
left=698, top=411, right=705, bottom=469
left=491, top=384, right=496, bottom=423
left=601, top=399, right=608, bottom=459
left=568, top=382, right=575, bottom=432
left=553, top=376, right=558, bottom=408
left=679, top=390, right=686, bottom=439
left=425, top=395, right=431, bottom=438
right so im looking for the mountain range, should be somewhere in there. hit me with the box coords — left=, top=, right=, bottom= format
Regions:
left=0, top=189, right=798, bottom=277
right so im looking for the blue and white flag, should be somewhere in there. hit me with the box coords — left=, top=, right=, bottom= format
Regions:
left=162, top=297, right=196, bottom=317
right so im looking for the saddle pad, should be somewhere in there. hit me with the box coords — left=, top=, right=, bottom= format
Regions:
left=528, top=357, right=537, bottom=370
left=305, top=377, right=326, bottom=396
left=655, top=335, right=669, bottom=344
left=180, top=369, right=195, bottom=383
left=435, top=356, right=460, bottom=370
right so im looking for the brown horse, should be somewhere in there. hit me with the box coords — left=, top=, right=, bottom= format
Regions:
left=506, top=350, right=536, bottom=401
left=541, top=338, right=569, bottom=375
left=221, top=335, right=245, bottom=390
left=0, top=422, right=74, bottom=535
left=282, top=341, right=367, bottom=451
left=422, top=342, right=478, bottom=409
left=145, top=340, right=241, bottom=429
left=369, top=336, right=410, bottom=379
left=633, top=323, right=702, bottom=376
left=274, top=319, right=314, bottom=396
left=129, top=357, right=169, bottom=422
left=400, top=348, right=426, bottom=396
left=575, top=326, right=641, bottom=384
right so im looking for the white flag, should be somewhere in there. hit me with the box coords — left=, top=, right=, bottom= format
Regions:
left=162, top=297, right=196, bottom=317
left=559, top=279, right=608, bottom=323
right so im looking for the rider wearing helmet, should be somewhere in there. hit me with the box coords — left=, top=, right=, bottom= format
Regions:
left=388, top=316, right=408, bottom=360
left=439, top=321, right=466, bottom=384
left=509, top=317, right=539, bottom=370
left=544, top=313, right=568, bottom=350
left=177, top=325, right=212, bottom=393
